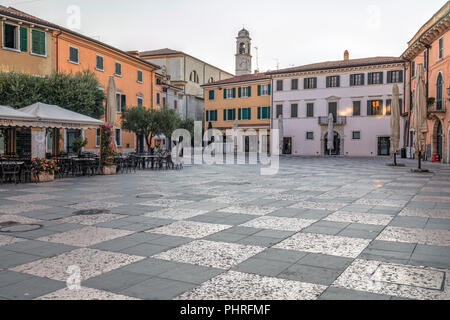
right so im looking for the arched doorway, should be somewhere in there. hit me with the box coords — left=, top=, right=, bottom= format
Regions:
left=324, top=132, right=340, bottom=155
left=437, top=121, right=443, bottom=161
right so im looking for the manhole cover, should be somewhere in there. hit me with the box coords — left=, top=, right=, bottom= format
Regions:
left=0, top=221, right=19, bottom=228
left=224, top=182, right=251, bottom=186
left=0, top=224, right=42, bottom=233
left=74, top=209, right=110, bottom=216
left=136, top=194, right=163, bottom=199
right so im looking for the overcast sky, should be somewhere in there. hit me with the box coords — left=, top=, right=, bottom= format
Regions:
left=1, top=0, right=446, bottom=73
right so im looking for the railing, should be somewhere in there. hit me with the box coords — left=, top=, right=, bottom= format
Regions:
left=318, top=116, right=347, bottom=126
left=428, top=100, right=446, bottom=113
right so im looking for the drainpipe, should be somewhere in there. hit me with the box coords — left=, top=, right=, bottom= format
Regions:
left=55, top=30, right=62, bottom=73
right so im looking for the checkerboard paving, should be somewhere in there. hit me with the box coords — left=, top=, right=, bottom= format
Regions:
left=1, top=156, right=449, bottom=300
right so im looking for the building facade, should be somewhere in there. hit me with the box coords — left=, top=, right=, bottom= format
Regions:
left=138, top=48, right=233, bottom=121
left=402, top=2, right=450, bottom=163
left=268, top=53, right=406, bottom=157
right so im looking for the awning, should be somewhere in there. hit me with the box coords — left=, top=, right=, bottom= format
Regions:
left=0, top=105, right=39, bottom=127
left=18, top=102, right=104, bottom=129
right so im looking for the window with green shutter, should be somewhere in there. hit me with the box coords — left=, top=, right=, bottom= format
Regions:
left=115, top=62, right=122, bottom=76
left=208, top=90, right=215, bottom=100
left=69, top=46, right=79, bottom=63
left=258, top=106, right=269, bottom=119
left=137, top=70, right=143, bottom=83
left=31, top=29, right=46, bottom=56
left=20, top=27, right=27, bottom=52
left=96, top=55, right=104, bottom=70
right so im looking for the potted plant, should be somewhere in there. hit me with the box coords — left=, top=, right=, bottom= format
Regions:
left=427, top=97, right=436, bottom=107
left=100, top=123, right=117, bottom=175
left=72, top=136, right=88, bottom=156
left=31, top=158, right=58, bottom=183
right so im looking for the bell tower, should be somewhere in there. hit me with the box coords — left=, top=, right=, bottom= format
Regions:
left=235, top=28, right=252, bottom=76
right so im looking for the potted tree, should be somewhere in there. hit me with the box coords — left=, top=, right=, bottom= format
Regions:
left=100, top=123, right=117, bottom=175
left=31, top=158, right=58, bottom=183
left=72, top=136, right=87, bottom=157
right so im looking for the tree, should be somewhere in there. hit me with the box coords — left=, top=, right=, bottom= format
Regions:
left=0, top=70, right=104, bottom=118
left=121, top=106, right=157, bottom=149
left=178, top=117, right=195, bottom=137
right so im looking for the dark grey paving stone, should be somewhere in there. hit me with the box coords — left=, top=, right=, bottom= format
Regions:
left=425, top=218, right=450, bottom=230
left=145, top=235, right=193, bottom=247
left=3, top=228, right=60, bottom=240
left=368, top=240, right=416, bottom=254
left=122, top=232, right=165, bottom=243
left=83, top=269, right=152, bottom=292
left=296, top=253, right=353, bottom=271
left=301, top=225, right=343, bottom=236
left=390, top=216, right=429, bottom=228
left=360, top=248, right=412, bottom=260
left=121, top=258, right=180, bottom=276
left=252, top=229, right=296, bottom=239
left=0, top=270, right=33, bottom=288
left=120, top=277, right=196, bottom=300
left=0, top=251, right=42, bottom=269
left=338, top=228, right=381, bottom=239
left=409, top=253, right=450, bottom=269
left=203, top=231, right=248, bottom=243
left=91, top=238, right=142, bottom=252
left=269, top=208, right=307, bottom=218
left=252, top=248, right=308, bottom=263
left=237, top=235, right=281, bottom=247
left=233, top=258, right=292, bottom=277
left=295, top=209, right=333, bottom=220
left=215, top=214, right=256, bottom=225
left=279, top=265, right=342, bottom=286
left=118, top=243, right=171, bottom=257
left=368, top=207, right=402, bottom=215
left=319, top=287, right=392, bottom=300
left=0, top=276, right=65, bottom=300
left=222, top=226, right=262, bottom=236
left=158, top=263, right=223, bottom=284
left=358, top=252, right=410, bottom=266
left=413, top=244, right=450, bottom=256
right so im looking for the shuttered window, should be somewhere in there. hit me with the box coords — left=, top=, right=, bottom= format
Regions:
left=20, top=26, right=27, bottom=52
left=116, top=94, right=126, bottom=113
left=208, top=90, right=215, bottom=100
left=3, top=22, right=18, bottom=50
left=368, top=72, right=383, bottom=85
left=69, top=46, right=79, bottom=63
left=238, top=108, right=251, bottom=120
left=385, top=99, right=392, bottom=115
left=115, top=62, right=122, bottom=76
left=353, top=101, right=361, bottom=116
left=96, top=55, right=104, bottom=70
left=258, top=84, right=270, bottom=96
left=291, top=104, right=298, bottom=118
left=387, top=70, right=403, bottom=83
left=31, top=29, right=46, bottom=56
left=291, top=79, right=298, bottom=90
left=350, top=74, right=364, bottom=86
left=206, top=110, right=218, bottom=122
left=306, top=132, right=314, bottom=140
left=439, top=37, right=444, bottom=60
left=137, top=70, right=143, bottom=83
left=257, top=107, right=270, bottom=119
left=306, top=103, right=314, bottom=117
left=326, top=76, right=340, bottom=88
left=276, top=80, right=283, bottom=91
left=367, top=100, right=383, bottom=116
left=224, top=109, right=236, bottom=121
left=304, top=77, right=317, bottom=89
left=276, top=105, right=283, bottom=118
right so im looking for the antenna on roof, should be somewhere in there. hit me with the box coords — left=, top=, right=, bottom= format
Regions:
left=254, top=46, right=259, bottom=72
left=273, top=58, right=279, bottom=70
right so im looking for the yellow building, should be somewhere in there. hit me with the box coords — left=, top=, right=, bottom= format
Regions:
left=201, top=72, right=271, bottom=152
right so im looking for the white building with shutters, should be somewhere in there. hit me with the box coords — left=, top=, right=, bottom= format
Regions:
left=267, top=52, right=408, bottom=157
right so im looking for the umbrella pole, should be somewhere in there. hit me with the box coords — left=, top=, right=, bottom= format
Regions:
left=418, top=151, right=422, bottom=170
left=394, top=153, right=397, bottom=166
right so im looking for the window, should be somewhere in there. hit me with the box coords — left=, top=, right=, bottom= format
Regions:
left=239, top=86, right=251, bottom=98
left=137, top=96, right=143, bottom=107
left=31, top=29, right=46, bottom=56
left=137, top=70, right=143, bottom=83
left=385, top=99, right=392, bottom=115
left=367, top=100, right=383, bottom=116
left=368, top=72, right=383, bottom=85
left=257, top=106, right=270, bottom=119
left=353, top=101, right=361, bottom=116
left=95, top=129, right=100, bottom=147
left=411, top=61, right=416, bottom=77
left=208, top=90, right=215, bottom=100
left=306, top=103, right=314, bottom=117
left=291, top=104, right=298, bottom=118
left=238, top=108, right=251, bottom=120
left=291, top=79, right=298, bottom=90
left=258, top=84, right=270, bottom=96
left=206, top=110, right=218, bottom=122
left=304, top=77, right=317, bottom=89
left=436, top=73, right=443, bottom=110
left=115, top=62, right=122, bottom=76
left=387, top=70, right=403, bottom=83
left=276, top=104, right=283, bottom=118
left=326, top=76, right=340, bottom=88
left=116, top=93, right=126, bottom=113
left=223, top=108, right=236, bottom=121
left=276, top=80, right=283, bottom=91
left=96, top=55, right=104, bottom=71
left=3, top=22, right=19, bottom=50
left=352, top=131, right=361, bottom=140
left=439, top=37, right=444, bottom=60
left=69, top=46, right=79, bottom=63
left=115, top=128, right=122, bottom=147
left=156, top=93, right=160, bottom=105
left=224, top=88, right=236, bottom=99
left=306, top=132, right=314, bottom=140
left=190, top=71, right=199, bottom=83
left=350, top=74, right=365, bottom=86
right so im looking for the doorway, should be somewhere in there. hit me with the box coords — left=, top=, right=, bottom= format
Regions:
left=66, top=129, right=81, bottom=154
left=324, top=132, right=340, bottom=155
left=283, top=137, right=292, bottom=155
left=378, top=137, right=390, bottom=156
left=328, top=102, right=337, bottom=122
left=137, top=134, right=145, bottom=154
left=437, top=121, right=443, bottom=161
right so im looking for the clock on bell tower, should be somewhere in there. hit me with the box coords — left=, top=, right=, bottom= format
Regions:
left=235, top=28, right=252, bottom=76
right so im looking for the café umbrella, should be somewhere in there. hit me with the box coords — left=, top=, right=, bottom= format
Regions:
left=327, top=113, right=334, bottom=156
left=413, top=64, right=428, bottom=170
left=390, top=84, right=401, bottom=165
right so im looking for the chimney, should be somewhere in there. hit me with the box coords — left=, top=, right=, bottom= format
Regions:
left=344, top=50, right=349, bottom=61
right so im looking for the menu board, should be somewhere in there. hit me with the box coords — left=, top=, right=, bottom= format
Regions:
left=15, top=128, right=32, bottom=157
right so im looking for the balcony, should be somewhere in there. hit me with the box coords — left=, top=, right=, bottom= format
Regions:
left=318, top=116, right=347, bottom=126
left=427, top=100, right=446, bottom=118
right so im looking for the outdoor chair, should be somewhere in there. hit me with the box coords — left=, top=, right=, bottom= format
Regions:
left=21, top=160, right=37, bottom=183
left=1, top=163, right=21, bottom=184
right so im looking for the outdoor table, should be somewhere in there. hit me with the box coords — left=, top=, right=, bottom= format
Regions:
left=0, top=161, right=25, bottom=184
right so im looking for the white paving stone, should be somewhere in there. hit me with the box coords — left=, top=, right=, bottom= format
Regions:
left=376, top=226, right=450, bottom=246
left=0, top=203, right=51, bottom=214
left=56, top=213, right=124, bottom=226
left=289, top=201, right=347, bottom=211
left=36, top=287, right=139, bottom=300
left=12, top=248, right=144, bottom=281
left=0, top=234, right=26, bottom=247
left=241, top=216, right=315, bottom=232
left=176, top=271, right=327, bottom=300
left=354, top=198, right=408, bottom=207
left=274, top=233, right=371, bottom=258
left=68, top=201, right=125, bottom=211
left=149, top=221, right=231, bottom=239
left=37, top=226, right=134, bottom=247
left=0, top=215, right=42, bottom=224
left=144, top=208, right=208, bottom=220
left=153, top=240, right=264, bottom=269
left=333, top=259, right=450, bottom=300
left=218, top=205, right=278, bottom=216
left=139, top=198, right=193, bottom=208
left=324, top=211, right=393, bottom=226
left=5, top=194, right=59, bottom=202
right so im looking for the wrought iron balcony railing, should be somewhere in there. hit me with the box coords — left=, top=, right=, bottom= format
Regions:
left=318, top=116, right=347, bottom=126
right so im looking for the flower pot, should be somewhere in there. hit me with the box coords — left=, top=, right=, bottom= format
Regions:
left=101, top=165, right=117, bottom=175
left=31, top=172, right=55, bottom=183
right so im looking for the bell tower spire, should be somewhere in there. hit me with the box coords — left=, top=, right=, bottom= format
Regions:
left=235, top=28, right=252, bottom=76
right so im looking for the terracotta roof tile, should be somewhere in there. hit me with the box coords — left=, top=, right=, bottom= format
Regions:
left=267, top=56, right=406, bottom=75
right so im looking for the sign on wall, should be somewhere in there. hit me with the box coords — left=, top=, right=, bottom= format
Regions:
left=31, top=128, right=46, bottom=158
